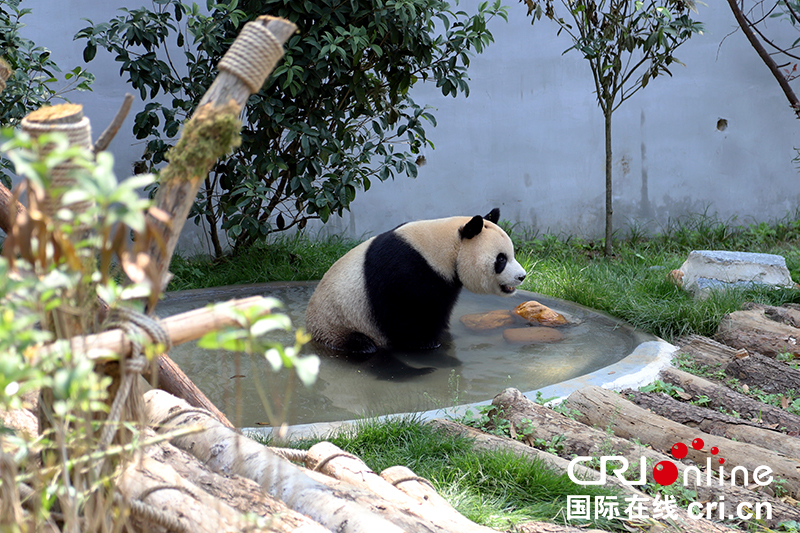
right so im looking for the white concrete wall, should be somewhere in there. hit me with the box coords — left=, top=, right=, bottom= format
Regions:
left=16, top=1, right=800, bottom=252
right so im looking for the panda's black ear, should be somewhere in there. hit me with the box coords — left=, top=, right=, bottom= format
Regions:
left=460, top=215, right=484, bottom=240
left=485, top=208, right=500, bottom=224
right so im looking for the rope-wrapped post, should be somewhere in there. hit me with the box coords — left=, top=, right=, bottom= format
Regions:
left=17, top=104, right=106, bottom=442
left=142, top=15, right=296, bottom=427
left=20, top=104, right=94, bottom=221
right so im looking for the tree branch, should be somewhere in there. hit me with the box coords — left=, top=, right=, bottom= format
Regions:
left=727, top=0, right=800, bottom=117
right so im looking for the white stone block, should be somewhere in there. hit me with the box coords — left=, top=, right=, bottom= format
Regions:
left=679, top=250, right=795, bottom=298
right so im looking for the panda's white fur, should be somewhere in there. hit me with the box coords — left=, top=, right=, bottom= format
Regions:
left=305, top=209, right=527, bottom=353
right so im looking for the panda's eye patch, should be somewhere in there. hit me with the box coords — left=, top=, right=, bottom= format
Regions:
left=495, top=253, right=507, bottom=274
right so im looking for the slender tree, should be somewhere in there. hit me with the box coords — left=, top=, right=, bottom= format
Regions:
left=520, top=0, right=703, bottom=255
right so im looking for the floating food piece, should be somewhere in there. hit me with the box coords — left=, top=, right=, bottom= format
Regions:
left=460, top=309, right=517, bottom=331
left=514, top=300, right=569, bottom=326
left=503, top=327, right=564, bottom=344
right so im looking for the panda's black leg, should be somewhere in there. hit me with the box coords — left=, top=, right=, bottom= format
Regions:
left=343, top=332, right=378, bottom=354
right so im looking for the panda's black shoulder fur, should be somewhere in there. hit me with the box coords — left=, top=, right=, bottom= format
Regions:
left=363, top=229, right=461, bottom=350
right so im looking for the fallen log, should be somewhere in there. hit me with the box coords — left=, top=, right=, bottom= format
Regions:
left=565, top=385, right=800, bottom=497
left=429, top=418, right=647, bottom=498
left=677, top=335, right=800, bottom=396
left=37, top=295, right=274, bottom=363
left=306, top=441, right=495, bottom=533
left=659, top=366, right=800, bottom=433
left=492, top=388, right=800, bottom=526
left=715, top=308, right=800, bottom=359
left=429, top=418, right=732, bottom=533
left=622, top=389, right=800, bottom=459
left=117, top=454, right=259, bottom=533
left=144, top=438, right=329, bottom=533
left=145, top=389, right=485, bottom=533
left=742, top=302, right=800, bottom=330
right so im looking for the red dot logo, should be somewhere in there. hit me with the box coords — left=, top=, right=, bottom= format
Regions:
left=692, top=438, right=704, bottom=450
left=710, top=446, right=719, bottom=455
left=653, top=460, right=679, bottom=486
left=718, top=458, right=725, bottom=465
left=671, top=442, right=688, bottom=459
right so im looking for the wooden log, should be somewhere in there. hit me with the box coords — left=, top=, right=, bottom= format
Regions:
left=37, top=295, right=274, bottom=362
left=306, top=441, right=494, bottom=533
left=715, top=308, right=800, bottom=359
left=381, top=465, right=467, bottom=513
left=428, top=418, right=647, bottom=498
left=659, top=366, right=800, bottom=433
left=565, top=385, right=800, bottom=496
left=35, top=295, right=274, bottom=428
left=0, top=408, right=38, bottom=443
left=743, top=302, right=800, bottom=329
left=428, top=419, right=733, bottom=533
left=492, top=388, right=800, bottom=526
left=677, top=335, right=800, bottom=396
left=144, top=438, right=329, bottom=533
left=117, top=454, right=258, bottom=533
left=622, top=389, right=800, bottom=459
left=145, top=389, right=444, bottom=533
left=513, top=523, right=608, bottom=533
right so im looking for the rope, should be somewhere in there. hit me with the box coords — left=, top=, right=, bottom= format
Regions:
left=217, top=20, right=284, bottom=94
left=98, top=308, right=172, bottom=452
left=311, top=450, right=362, bottom=472
left=267, top=446, right=307, bottom=463
left=388, top=474, right=436, bottom=491
left=139, top=483, right=200, bottom=503
left=114, top=493, right=191, bottom=533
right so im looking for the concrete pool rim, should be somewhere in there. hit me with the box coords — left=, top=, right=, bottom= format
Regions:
left=160, top=281, right=677, bottom=439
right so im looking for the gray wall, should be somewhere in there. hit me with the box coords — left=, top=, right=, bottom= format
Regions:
left=17, top=1, right=800, bottom=253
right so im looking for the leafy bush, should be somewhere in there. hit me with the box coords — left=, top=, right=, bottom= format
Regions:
left=76, top=0, right=507, bottom=255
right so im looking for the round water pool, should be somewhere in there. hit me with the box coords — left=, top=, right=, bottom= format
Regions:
left=159, top=282, right=665, bottom=428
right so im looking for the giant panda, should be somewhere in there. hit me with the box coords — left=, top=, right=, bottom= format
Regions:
left=305, top=208, right=527, bottom=353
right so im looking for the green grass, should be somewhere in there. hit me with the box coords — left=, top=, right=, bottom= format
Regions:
left=276, top=416, right=624, bottom=530
left=167, top=233, right=358, bottom=291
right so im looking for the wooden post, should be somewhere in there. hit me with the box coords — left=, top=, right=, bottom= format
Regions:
left=140, top=16, right=297, bottom=425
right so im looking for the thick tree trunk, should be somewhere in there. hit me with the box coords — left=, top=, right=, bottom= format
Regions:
left=659, top=366, right=800, bottom=434
left=622, top=388, right=800, bottom=458
left=565, top=385, right=800, bottom=497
